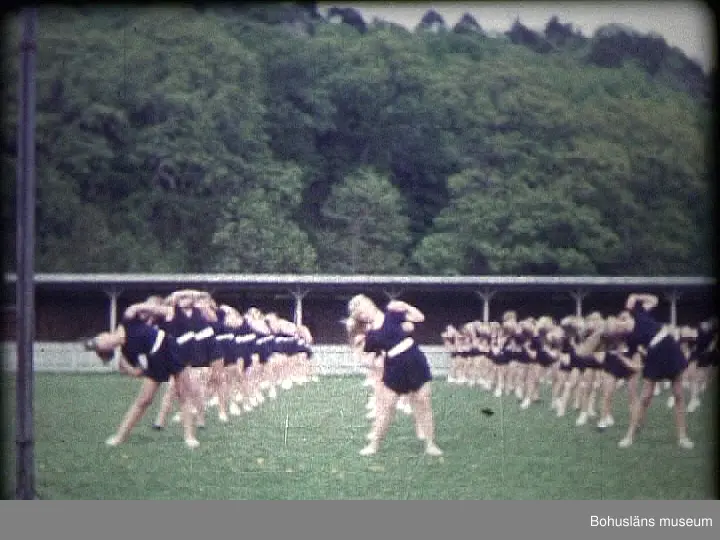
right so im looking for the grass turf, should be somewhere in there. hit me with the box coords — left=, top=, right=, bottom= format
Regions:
left=2, top=373, right=716, bottom=499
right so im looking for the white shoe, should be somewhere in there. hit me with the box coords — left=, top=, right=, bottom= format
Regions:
left=207, top=396, right=219, bottom=407
left=520, top=398, right=531, bottom=410
left=366, top=409, right=376, bottom=420
left=678, top=437, right=694, bottom=450
left=365, top=398, right=376, bottom=410
left=363, top=378, right=374, bottom=387
left=667, top=395, right=676, bottom=408
left=425, top=443, right=443, bottom=456
left=218, top=411, right=229, bottom=423
left=402, top=403, right=413, bottom=415
left=185, top=438, right=200, bottom=449
left=281, top=380, right=293, bottom=390
left=618, top=437, right=633, bottom=448
left=229, top=402, right=242, bottom=416
left=515, top=387, right=524, bottom=400
left=687, top=398, right=700, bottom=412
left=575, top=412, right=588, bottom=426
left=360, top=444, right=377, bottom=456
left=172, top=412, right=182, bottom=424
left=597, top=416, right=614, bottom=429
left=105, top=435, right=122, bottom=447
left=243, top=403, right=253, bottom=413
left=268, top=386, right=277, bottom=400
left=653, top=386, right=660, bottom=396
left=494, top=387, right=502, bottom=398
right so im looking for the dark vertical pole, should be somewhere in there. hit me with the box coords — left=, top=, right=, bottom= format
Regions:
left=16, top=7, right=37, bottom=501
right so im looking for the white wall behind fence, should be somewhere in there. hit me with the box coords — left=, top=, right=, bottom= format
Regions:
left=1, top=342, right=451, bottom=377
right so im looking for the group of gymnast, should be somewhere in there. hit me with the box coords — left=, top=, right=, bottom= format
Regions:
left=438, top=293, right=717, bottom=449
left=86, top=289, right=316, bottom=449
left=87, top=289, right=716, bottom=454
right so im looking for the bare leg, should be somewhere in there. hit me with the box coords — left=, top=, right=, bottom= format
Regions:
left=557, top=369, right=579, bottom=417
left=107, top=379, right=159, bottom=445
left=153, top=380, right=177, bottom=429
left=576, top=370, right=597, bottom=426
left=409, top=383, right=443, bottom=456
left=361, top=384, right=399, bottom=455
left=597, top=373, right=617, bottom=428
left=209, top=359, right=229, bottom=422
left=671, top=378, right=693, bottom=448
left=619, top=379, right=655, bottom=447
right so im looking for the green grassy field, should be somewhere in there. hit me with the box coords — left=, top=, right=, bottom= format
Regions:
left=2, top=373, right=717, bottom=499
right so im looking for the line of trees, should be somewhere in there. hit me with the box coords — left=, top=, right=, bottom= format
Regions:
left=1, top=6, right=713, bottom=276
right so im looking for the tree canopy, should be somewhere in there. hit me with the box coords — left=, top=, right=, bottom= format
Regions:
left=2, top=6, right=713, bottom=276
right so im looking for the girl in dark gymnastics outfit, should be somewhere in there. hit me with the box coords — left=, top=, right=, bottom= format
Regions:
left=665, top=325, right=696, bottom=411
left=187, top=293, right=228, bottom=422
left=499, top=315, right=524, bottom=398
left=228, top=307, right=260, bottom=413
left=348, top=294, right=443, bottom=457
left=573, top=313, right=606, bottom=427
left=688, top=317, right=718, bottom=412
left=295, top=322, right=316, bottom=384
left=245, top=307, right=276, bottom=404
left=514, top=318, right=536, bottom=406
left=472, top=322, right=495, bottom=391
left=85, top=303, right=200, bottom=449
left=616, top=294, right=694, bottom=449
left=490, top=318, right=511, bottom=398
left=151, top=291, right=218, bottom=429
left=521, top=317, right=557, bottom=410
left=441, top=325, right=460, bottom=384
left=596, top=315, right=642, bottom=430
left=214, top=305, right=244, bottom=418
left=139, top=294, right=206, bottom=430
left=554, top=316, right=583, bottom=417
left=454, top=324, right=474, bottom=385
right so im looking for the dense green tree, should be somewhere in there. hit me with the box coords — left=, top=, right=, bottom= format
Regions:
left=1, top=5, right=712, bottom=276
left=317, top=168, right=412, bottom=274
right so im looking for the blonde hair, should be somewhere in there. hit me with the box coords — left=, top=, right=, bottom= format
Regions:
left=348, top=294, right=375, bottom=316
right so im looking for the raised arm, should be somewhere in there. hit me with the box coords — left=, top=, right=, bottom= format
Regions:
left=123, top=302, right=174, bottom=321
left=625, top=294, right=659, bottom=311
left=387, top=300, right=425, bottom=323
left=165, top=289, right=213, bottom=306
